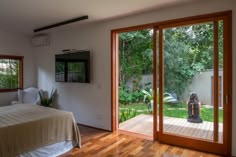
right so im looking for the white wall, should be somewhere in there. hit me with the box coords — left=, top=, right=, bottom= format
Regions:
left=34, top=0, right=236, bottom=155
left=183, top=70, right=223, bottom=106
left=0, top=30, right=36, bottom=106
left=126, top=74, right=153, bottom=90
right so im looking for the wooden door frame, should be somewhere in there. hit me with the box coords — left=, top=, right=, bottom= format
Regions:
left=156, top=13, right=232, bottom=155
left=111, top=10, right=232, bottom=156
left=211, top=76, right=222, bottom=107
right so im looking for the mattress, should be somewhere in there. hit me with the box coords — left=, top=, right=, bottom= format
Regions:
left=0, top=104, right=81, bottom=157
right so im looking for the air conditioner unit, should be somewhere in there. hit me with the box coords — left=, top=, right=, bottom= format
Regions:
left=31, top=34, right=49, bottom=47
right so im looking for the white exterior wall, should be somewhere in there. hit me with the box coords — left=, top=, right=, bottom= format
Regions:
left=126, top=74, right=153, bottom=90
left=34, top=0, right=236, bottom=154
left=183, top=70, right=223, bottom=106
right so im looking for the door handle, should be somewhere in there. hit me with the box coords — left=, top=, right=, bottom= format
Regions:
left=226, top=95, right=229, bottom=105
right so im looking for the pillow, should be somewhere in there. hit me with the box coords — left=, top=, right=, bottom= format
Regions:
left=22, top=87, right=39, bottom=104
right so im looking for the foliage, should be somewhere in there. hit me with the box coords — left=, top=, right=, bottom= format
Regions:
left=163, top=93, right=178, bottom=104
left=120, top=104, right=150, bottom=114
left=0, top=59, right=19, bottom=89
left=200, top=106, right=223, bottom=123
left=119, top=108, right=137, bottom=123
left=119, top=85, right=133, bottom=105
left=142, top=88, right=153, bottom=103
left=131, top=90, right=144, bottom=103
left=119, top=22, right=223, bottom=98
left=119, top=29, right=153, bottom=87
left=39, top=88, right=57, bottom=107
left=163, top=22, right=223, bottom=97
left=120, top=103, right=223, bottom=123
left=142, top=88, right=177, bottom=104
left=119, top=84, right=144, bottom=105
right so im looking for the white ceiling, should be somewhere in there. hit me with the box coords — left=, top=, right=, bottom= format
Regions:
left=0, top=0, right=198, bottom=35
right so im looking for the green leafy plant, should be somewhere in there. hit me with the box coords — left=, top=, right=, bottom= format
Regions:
left=119, top=85, right=133, bottom=105
left=119, top=108, right=137, bottom=123
left=39, top=88, right=56, bottom=107
left=119, top=23, right=223, bottom=98
left=119, top=29, right=153, bottom=86
left=142, top=88, right=154, bottom=103
left=131, top=90, right=144, bottom=103
left=119, top=84, right=144, bottom=105
left=142, top=88, right=155, bottom=113
left=142, top=88, right=178, bottom=104
left=142, top=88, right=178, bottom=113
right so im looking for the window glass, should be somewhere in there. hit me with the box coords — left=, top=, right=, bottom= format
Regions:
left=0, top=55, right=23, bottom=91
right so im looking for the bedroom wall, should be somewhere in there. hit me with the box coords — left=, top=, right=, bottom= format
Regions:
left=0, top=30, right=36, bottom=106
left=35, top=0, right=236, bottom=155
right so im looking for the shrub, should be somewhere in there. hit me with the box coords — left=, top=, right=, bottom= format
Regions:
left=119, top=108, right=137, bottom=123
left=119, top=84, right=144, bottom=105
left=119, top=86, right=133, bottom=105
left=131, top=90, right=144, bottom=103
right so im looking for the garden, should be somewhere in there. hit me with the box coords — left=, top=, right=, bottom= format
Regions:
left=120, top=103, right=223, bottom=123
left=119, top=84, right=223, bottom=123
left=0, top=59, right=20, bottom=89
left=119, top=22, right=223, bottom=124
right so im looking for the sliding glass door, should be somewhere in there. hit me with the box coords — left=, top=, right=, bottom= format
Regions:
left=153, top=13, right=231, bottom=155
left=111, top=10, right=231, bottom=157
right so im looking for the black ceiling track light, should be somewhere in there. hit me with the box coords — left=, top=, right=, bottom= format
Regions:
left=33, top=15, right=88, bottom=32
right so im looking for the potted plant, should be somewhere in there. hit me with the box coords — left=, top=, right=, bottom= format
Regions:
left=39, top=88, right=56, bottom=107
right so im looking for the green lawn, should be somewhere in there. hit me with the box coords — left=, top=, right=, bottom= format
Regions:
left=120, top=103, right=223, bottom=123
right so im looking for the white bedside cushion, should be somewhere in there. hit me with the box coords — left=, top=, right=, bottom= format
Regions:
left=22, top=87, right=40, bottom=104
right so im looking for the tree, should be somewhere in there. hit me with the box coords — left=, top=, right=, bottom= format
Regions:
left=0, top=59, right=19, bottom=88
left=119, top=29, right=153, bottom=89
left=163, top=22, right=223, bottom=98
left=119, top=21, right=223, bottom=99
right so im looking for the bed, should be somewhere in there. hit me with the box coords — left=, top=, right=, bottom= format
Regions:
left=0, top=104, right=81, bottom=157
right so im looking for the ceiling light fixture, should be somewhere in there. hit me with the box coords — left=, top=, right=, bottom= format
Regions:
left=33, top=15, right=88, bottom=32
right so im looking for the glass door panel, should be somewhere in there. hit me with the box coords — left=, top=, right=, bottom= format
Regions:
left=155, top=29, right=160, bottom=132
left=162, top=22, right=216, bottom=141
left=218, top=20, right=224, bottom=143
left=151, top=12, right=231, bottom=156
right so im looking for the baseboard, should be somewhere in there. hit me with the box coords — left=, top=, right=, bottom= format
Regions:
left=77, top=123, right=111, bottom=132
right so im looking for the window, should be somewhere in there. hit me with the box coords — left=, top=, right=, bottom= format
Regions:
left=0, top=55, right=23, bottom=92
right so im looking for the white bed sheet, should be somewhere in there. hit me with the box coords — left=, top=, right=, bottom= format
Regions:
left=18, top=141, right=74, bottom=157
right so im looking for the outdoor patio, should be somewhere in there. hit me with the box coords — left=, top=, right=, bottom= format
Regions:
left=119, top=114, right=223, bottom=143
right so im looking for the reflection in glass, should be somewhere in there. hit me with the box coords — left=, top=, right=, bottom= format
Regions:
left=55, top=62, right=65, bottom=82
left=67, top=62, right=85, bottom=82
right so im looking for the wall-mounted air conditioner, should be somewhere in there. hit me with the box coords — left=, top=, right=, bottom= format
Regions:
left=31, top=34, right=49, bottom=47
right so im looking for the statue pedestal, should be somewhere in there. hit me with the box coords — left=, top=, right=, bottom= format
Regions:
left=187, top=117, right=203, bottom=123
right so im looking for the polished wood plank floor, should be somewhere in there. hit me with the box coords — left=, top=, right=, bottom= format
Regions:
left=64, top=125, right=222, bottom=157
left=119, top=114, right=223, bottom=143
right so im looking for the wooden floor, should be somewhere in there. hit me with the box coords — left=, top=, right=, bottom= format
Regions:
left=63, top=125, right=222, bottom=157
left=119, top=114, right=223, bottom=143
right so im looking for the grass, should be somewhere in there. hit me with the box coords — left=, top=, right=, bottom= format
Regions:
left=120, top=103, right=223, bottom=123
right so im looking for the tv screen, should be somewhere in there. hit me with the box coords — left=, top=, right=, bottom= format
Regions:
left=55, top=51, right=90, bottom=83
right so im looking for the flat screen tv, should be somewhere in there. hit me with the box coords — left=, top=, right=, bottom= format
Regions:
left=55, top=50, right=90, bottom=83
